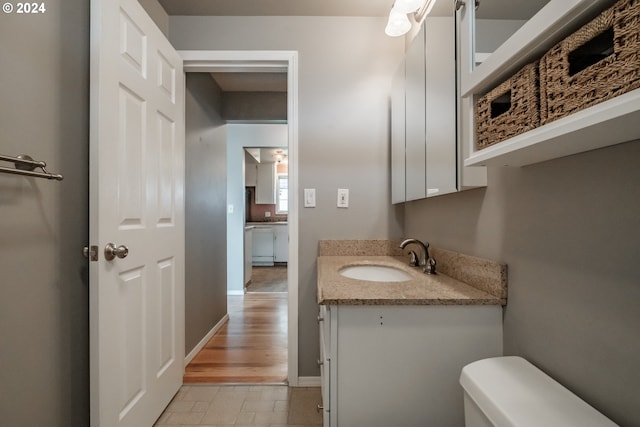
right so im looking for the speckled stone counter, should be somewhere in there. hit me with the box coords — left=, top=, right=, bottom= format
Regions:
left=317, top=240, right=507, bottom=306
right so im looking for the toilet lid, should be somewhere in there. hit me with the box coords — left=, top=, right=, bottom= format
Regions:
left=460, top=356, right=618, bottom=427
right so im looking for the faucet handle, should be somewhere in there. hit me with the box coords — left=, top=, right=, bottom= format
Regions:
left=423, top=257, right=437, bottom=275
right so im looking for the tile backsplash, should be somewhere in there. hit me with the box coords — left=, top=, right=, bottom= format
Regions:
left=245, top=186, right=288, bottom=222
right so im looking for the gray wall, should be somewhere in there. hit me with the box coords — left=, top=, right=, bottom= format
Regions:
left=0, top=1, right=90, bottom=425
left=404, top=141, right=640, bottom=426
left=169, top=16, right=405, bottom=376
left=223, top=92, right=287, bottom=121
left=139, top=0, right=169, bottom=36
left=184, top=73, right=228, bottom=354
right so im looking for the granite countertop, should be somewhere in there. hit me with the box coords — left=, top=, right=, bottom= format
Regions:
left=317, top=256, right=503, bottom=306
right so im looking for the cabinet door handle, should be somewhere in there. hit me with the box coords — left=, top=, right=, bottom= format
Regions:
left=455, top=0, right=479, bottom=11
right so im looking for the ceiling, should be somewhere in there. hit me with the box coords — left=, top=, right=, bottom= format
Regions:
left=159, top=0, right=398, bottom=17
left=162, top=0, right=551, bottom=91
left=157, top=0, right=462, bottom=18
left=158, top=0, right=549, bottom=20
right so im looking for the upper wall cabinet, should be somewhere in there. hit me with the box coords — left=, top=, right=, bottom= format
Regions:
left=458, top=0, right=640, bottom=167
left=392, top=15, right=486, bottom=204
left=255, top=163, right=276, bottom=204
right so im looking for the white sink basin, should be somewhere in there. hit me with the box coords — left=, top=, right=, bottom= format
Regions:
left=339, top=265, right=412, bottom=282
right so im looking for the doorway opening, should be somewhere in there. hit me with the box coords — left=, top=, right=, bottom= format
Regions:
left=244, top=146, right=289, bottom=294
left=181, top=51, right=299, bottom=385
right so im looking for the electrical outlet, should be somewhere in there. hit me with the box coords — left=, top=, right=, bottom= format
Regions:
left=265, top=211, right=271, bottom=217
left=337, top=189, right=349, bottom=208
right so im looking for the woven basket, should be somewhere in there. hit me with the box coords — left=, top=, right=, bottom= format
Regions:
left=540, top=0, right=640, bottom=125
left=475, top=61, right=540, bottom=150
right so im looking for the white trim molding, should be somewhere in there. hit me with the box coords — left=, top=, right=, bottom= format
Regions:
left=184, top=313, right=230, bottom=366
left=297, top=377, right=321, bottom=387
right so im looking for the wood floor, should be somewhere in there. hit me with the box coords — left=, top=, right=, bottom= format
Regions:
left=184, top=293, right=288, bottom=384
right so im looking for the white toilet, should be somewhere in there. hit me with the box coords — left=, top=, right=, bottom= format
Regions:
left=460, top=356, right=618, bottom=426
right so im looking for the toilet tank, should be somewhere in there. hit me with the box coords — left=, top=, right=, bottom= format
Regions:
left=460, top=356, right=618, bottom=427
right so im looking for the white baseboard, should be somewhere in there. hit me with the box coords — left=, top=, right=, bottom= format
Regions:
left=296, top=376, right=321, bottom=387
left=184, top=313, right=230, bottom=366
left=227, top=290, right=244, bottom=296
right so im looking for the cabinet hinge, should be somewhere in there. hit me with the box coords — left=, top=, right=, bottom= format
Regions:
left=455, top=0, right=479, bottom=11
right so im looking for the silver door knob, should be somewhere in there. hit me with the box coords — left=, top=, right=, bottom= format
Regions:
left=104, top=243, right=129, bottom=261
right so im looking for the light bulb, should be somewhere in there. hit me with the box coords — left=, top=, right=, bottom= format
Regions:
left=385, top=10, right=411, bottom=37
left=392, top=0, right=423, bottom=14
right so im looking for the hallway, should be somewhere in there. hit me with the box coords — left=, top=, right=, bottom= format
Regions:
left=184, top=293, right=288, bottom=384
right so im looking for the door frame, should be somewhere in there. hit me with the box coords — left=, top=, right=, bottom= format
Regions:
left=180, top=50, right=300, bottom=386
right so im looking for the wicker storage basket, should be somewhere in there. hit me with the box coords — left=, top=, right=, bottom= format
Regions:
left=540, top=0, right=640, bottom=125
left=475, top=61, right=540, bottom=150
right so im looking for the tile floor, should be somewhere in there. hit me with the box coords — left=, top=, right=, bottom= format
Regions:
left=154, top=384, right=323, bottom=426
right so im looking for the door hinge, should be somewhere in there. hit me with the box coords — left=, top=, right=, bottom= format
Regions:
left=83, top=245, right=99, bottom=262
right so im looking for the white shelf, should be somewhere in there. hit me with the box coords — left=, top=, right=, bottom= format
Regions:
left=464, top=88, right=640, bottom=167
left=462, top=0, right=614, bottom=97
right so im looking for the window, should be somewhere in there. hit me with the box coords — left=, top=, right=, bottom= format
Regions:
left=276, top=174, right=288, bottom=214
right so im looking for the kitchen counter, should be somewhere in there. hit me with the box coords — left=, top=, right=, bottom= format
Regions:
left=246, top=221, right=288, bottom=225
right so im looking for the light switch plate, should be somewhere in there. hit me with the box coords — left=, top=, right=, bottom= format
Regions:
left=304, top=188, right=316, bottom=207
left=337, top=189, right=349, bottom=208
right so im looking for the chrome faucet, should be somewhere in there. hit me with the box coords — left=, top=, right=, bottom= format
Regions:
left=399, top=238, right=437, bottom=274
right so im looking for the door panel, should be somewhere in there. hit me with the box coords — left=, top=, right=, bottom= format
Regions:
left=90, top=0, right=185, bottom=425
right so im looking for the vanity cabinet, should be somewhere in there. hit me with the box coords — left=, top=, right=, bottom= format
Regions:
left=391, top=16, right=485, bottom=204
left=318, top=305, right=331, bottom=427
left=318, top=304, right=502, bottom=427
left=458, top=0, right=640, bottom=167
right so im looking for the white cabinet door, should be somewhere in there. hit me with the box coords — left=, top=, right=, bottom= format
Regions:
left=273, top=224, right=288, bottom=263
left=425, top=17, right=457, bottom=197
left=244, top=228, right=253, bottom=285
left=391, top=59, right=406, bottom=204
left=245, top=163, right=257, bottom=187
left=404, top=24, right=427, bottom=201
left=318, top=305, right=331, bottom=427
left=330, top=305, right=502, bottom=427
left=256, top=163, right=276, bottom=204
left=251, top=227, right=274, bottom=266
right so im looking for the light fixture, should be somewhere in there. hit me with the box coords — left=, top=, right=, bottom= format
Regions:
left=385, top=0, right=436, bottom=37
left=385, top=9, right=412, bottom=37
left=272, top=149, right=288, bottom=163
left=392, top=0, right=423, bottom=14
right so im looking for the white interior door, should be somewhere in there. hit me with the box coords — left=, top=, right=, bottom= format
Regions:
left=89, top=0, right=185, bottom=425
